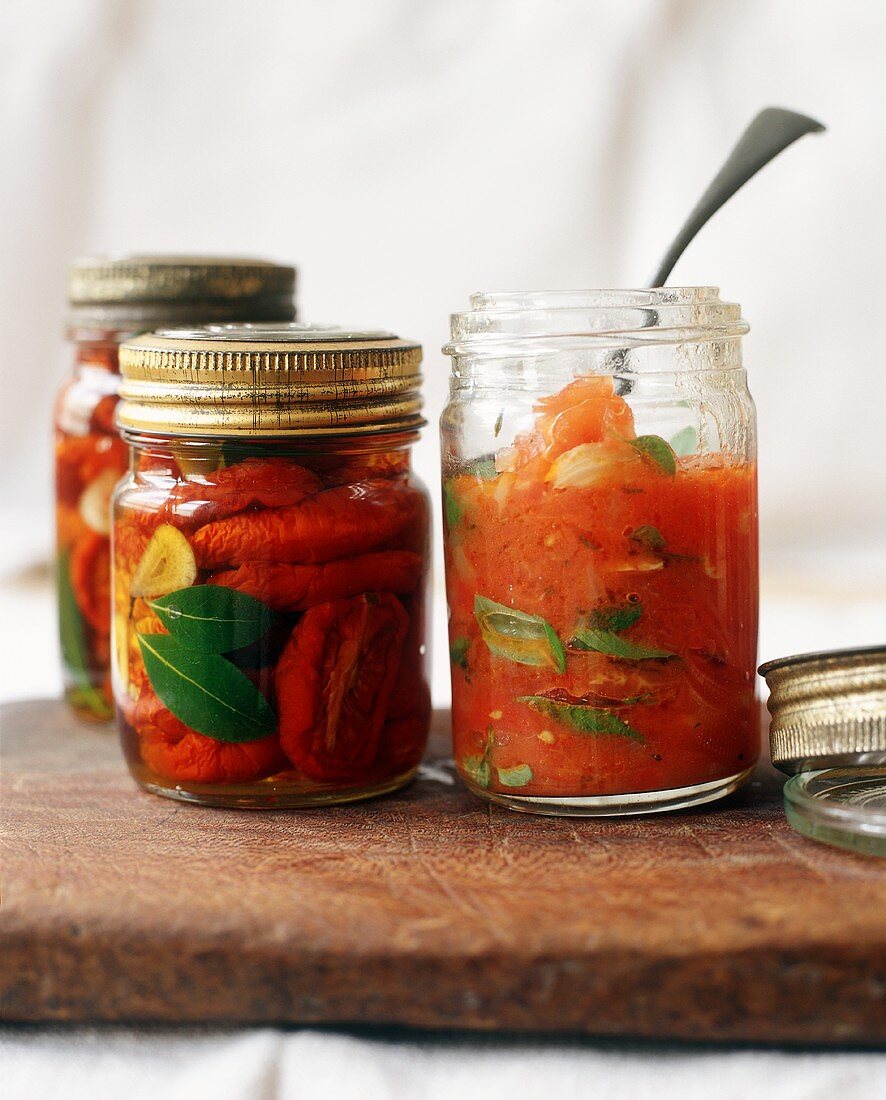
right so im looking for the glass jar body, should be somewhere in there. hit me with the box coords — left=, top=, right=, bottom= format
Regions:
left=55, top=328, right=129, bottom=722
left=441, top=291, right=758, bottom=815
left=112, top=432, right=431, bottom=807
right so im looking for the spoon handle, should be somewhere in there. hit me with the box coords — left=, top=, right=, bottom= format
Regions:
left=648, top=107, right=825, bottom=288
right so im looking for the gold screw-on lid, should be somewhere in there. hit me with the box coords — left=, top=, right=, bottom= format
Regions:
left=118, top=324, right=424, bottom=437
left=67, top=255, right=296, bottom=329
left=759, top=646, right=886, bottom=774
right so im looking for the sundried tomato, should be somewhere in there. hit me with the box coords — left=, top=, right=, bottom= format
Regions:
left=70, top=531, right=111, bottom=634
left=133, top=689, right=287, bottom=785
left=375, top=597, right=431, bottom=774
left=89, top=394, right=119, bottom=435
left=276, top=592, right=408, bottom=781
left=208, top=550, right=422, bottom=610
left=163, top=458, right=321, bottom=530
left=191, top=479, right=423, bottom=568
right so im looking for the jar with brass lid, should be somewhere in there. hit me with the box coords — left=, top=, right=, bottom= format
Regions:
left=56, top=256, right=296, bottom=723
left=112, top=324, right=430, bottom=808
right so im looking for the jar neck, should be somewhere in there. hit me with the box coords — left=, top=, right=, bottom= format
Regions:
left=68, top=329, right=130, bottom=375
left=445, top=287, right=748, bottom=376
left=123, top=428, right=420, bottom=461
left=447, top=340, right=745, bottom=394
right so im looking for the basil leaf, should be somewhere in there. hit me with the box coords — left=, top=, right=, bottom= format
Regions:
left=628, top=525, right=667, bottom=552
left=443, top=481, right=463, bottom=529
left=137, top=633, right=275, bottom=742
left=463, top=754, right=491, bottom=788
left=450, top=636, right=470, bottom=669
left=57, top=550, right=113, bottom=720
left=588, top=603, right=643, bottom=633
left=465, top=457, right=497, bottom=480
left=570, top=626, right=674, bottom=661
left=629, top=434, right=677, bottom=475
left=497, top=764, right=533, bottom=787
left=474, top=595, right=566, bottom=672
left=670, top=426, right=698, bottom=456
left=148, top=585, right=274, bottom=653
left=518, top=695, right=645, bottom=742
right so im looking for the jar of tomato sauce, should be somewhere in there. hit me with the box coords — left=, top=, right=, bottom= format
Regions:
left=113, top=324, right=430, bottom=807
left=56, top=256, right=296, bottom=722
left=442, top=289, right=758, bottom=814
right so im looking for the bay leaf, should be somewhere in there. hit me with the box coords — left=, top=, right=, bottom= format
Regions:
left=57, top=550, right=113, bottom=720
left=137, top=633, right=275, bottom=742
left=148, top=585, right=274, bottom=652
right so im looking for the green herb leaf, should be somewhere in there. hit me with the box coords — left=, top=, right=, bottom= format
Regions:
left=570, top=626, right=674, bottom=661
left=137, top=633, right=276, bottom=742
left=628, top=525, right=667, bottom=552
left=474, top=595, right=566, bottom=672
left=443, top=480, right=463, bottom=529
left=57, top=550, right=113, bottom=720
left=497, top=764, right=533, bottom=787
left=588, top=603, right=643, bottom=633
left=466, top=457, right=498, bottom=480
left=629, top=434, right=677, bottom=475
left=450, top=636, right=471, bottom=669
left=518, top=696, right=645, bottom=742
left=493, top=411, right=504, bottom=437
left=148, top=585, right=274, bottom=653
left=463, top=754, right=492, bottom=788
left=670, top=426, right=698, bottom=456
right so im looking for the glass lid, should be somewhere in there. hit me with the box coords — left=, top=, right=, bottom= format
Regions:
left=783, top=768, right=886, bottom=857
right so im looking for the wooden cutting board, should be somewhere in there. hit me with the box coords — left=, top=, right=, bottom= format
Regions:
left=2, top=698, right=885, bottom=1043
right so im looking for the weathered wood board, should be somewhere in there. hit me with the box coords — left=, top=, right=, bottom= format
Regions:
left=2, top=699, right=884, bottom=1043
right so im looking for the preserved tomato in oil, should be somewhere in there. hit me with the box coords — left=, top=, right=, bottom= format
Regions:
left=55, top=336, right=126, bottom=721
left=114, top=441, right=431, bottom=805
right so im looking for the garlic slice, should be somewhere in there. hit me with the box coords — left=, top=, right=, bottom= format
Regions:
left=130, top=524, right=197, bottom=598
left=79, top=468, right=120, bottom=535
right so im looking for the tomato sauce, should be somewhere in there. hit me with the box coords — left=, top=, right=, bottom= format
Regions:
left=444, top=376, right=759, bottom=799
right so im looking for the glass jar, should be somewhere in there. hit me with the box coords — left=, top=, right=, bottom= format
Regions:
left=113, top=325, right=430, bottom=807
left=56, top=256, right=296, bottom=722
left=441, top=288, right=758, bottom=815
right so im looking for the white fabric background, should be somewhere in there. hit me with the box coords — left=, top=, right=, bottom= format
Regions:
left=2, top=0, right=885, bottom=1094
left=1, top=1028, right=885, bottom=1099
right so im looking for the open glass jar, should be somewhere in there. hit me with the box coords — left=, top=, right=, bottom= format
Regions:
left=442, top=289, right=758, bottom=815
left=56, top=256, right=296, bottom=722
left=113, top=325, right=430, bottom=808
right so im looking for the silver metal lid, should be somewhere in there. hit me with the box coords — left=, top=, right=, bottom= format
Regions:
left=67, top=255, right=296, bottom=330
left=759, top=646, right=886, bottom=774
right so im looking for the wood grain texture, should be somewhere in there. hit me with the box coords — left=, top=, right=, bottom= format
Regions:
left=2, top=698, right=885, bottom=1042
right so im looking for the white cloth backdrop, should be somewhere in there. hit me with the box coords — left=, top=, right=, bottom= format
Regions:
left=1, top=0, right=885, bottom=1095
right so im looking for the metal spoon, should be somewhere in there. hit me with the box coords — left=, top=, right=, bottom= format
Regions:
left=648, top=106, right=825, bottom=287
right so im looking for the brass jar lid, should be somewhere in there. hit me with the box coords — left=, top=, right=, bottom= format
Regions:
left=118, top=324, right=424, bottom=437
left=67, top=255, right=296, bottom=329
left=760, top=646, right=886, bottom=774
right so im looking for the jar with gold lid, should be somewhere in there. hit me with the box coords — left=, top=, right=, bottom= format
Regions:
left=112, top=324, right=430, bottom=807
left=56, top=256, right=296, bottom=723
